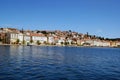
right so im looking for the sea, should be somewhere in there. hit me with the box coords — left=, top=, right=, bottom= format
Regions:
left=0, top=45, right=120, bottom=80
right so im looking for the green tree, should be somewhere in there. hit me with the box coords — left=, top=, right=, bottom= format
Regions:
left=64, top=42, right=69, bottom=45
left=0, top=38, right=2, bottom=41
left=30, top=39, right=33, bottom=43
left=37, top=40, right=41, bottom=45
left=2, top=38, right=5, bottom=43
left=22, top=40, right=25, bottom=45
left=44, top=41, right=47, bottom=44
left=61, top=42, right=64, bottom=45
left=16, top=39, right=20, bottom=44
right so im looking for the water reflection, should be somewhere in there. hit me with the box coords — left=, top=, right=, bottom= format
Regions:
left=9, top=46, right=65, bottom=65
left=0, top=46, right=120, bottom=80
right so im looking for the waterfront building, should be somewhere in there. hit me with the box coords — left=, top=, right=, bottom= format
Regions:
left=115, top=41, right=120, bottom=47
left=0, top=33, right=6, bottom=43
left=0, top=27, right=120, bottom=47
left=102, top=41, right=110, bottom=47
left=30, top=33, right=47, bottom=44
left=6, top=32, right=19, bottom=44
left=18, top=33, right=23, bottom=44
left=0, top=28, right=6, bottom=43
left=57, top=39, right=65, bottom=45
left=110, top=41, right=117, bottom=47
left=93, top=40, right=103, bottom=46
left=67, top=39, right=72, bottom=45
left=48, top=36, right=55, bottom=44
left=85, top=40, right=94, bottom=46
left=23, top=32, right=31, bottom=45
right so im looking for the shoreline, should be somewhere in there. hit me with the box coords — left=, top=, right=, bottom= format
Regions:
left=0, top=44, right=119, bottom=48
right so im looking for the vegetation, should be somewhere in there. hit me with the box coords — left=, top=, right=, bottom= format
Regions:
left=61, top=42, right=64, bottom=45
left=43, top=41, right=47, bottom=44
left=64, top=42, right=69, bottom=45
left=41, top=31, right=48, bottom=34
left=37, top=40, right=41, bottom=45
left=2, top=38, right=6, bottom=43
left=22, top=40, right=25, bottom=44
left=30, top=39, right=33, bottom=43
left=0, top=38, right=2, bottom=42
left=105, top=38, right=120, bottom=41
left=16, top=39, right=20, bottom=44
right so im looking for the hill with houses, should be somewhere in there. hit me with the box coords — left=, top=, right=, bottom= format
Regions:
left=0, top=28, right=120, bottom=47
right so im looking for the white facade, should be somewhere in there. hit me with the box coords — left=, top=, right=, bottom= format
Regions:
left=85, top=40, right=94, bottom=46
left=18, top=33, right=30, bottom=44
left=93, top=40, right=103, bottom=46
left=48, top=37, right=54, bottom=44
left=6, top=33, right=19, bottom=44
left=67, top=39, right=72, bottom=45
left=102, top=42, right=110, bottom=47
left=32, top=36, right=47, bottom=44
left=93, top=40, right=110, bottom=47
left=57, top=39, right=65, bottom=45
left=80, top=40, right=85, bottom=45
left=18, top=33, right=23, bottom=43
left=116, top=42, right=120, bottom=46
left=39, top=36, right=47, bottom=43
left=24, top=35, right=30, bottom=43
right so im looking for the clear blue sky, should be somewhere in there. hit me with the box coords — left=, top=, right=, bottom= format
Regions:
left=0, top=0, right=120, bottom=38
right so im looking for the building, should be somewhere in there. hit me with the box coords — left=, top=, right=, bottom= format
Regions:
left=30, top=33, right=47, bottom=44
left=116, top=41, right=120, bottom=47
left=6, top=32, right=19, bottom=44
left=102, top=41, right=110, bottom=47
left=18, top=33, right=24, bottom=44
left=48, top=36, right=55, bottom=44
left=0, top=33, right=6, bottom=43
left=24, top=33, right=31, bottom=45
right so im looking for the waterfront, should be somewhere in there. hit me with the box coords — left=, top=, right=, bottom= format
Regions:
left=0, top=46, right=120, bottom=80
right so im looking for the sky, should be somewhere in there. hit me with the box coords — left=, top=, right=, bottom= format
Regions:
left=0, top=0, right=120, bottom=38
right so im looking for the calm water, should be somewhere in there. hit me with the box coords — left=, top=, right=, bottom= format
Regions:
left=0, top=46, right=120, bottom=80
